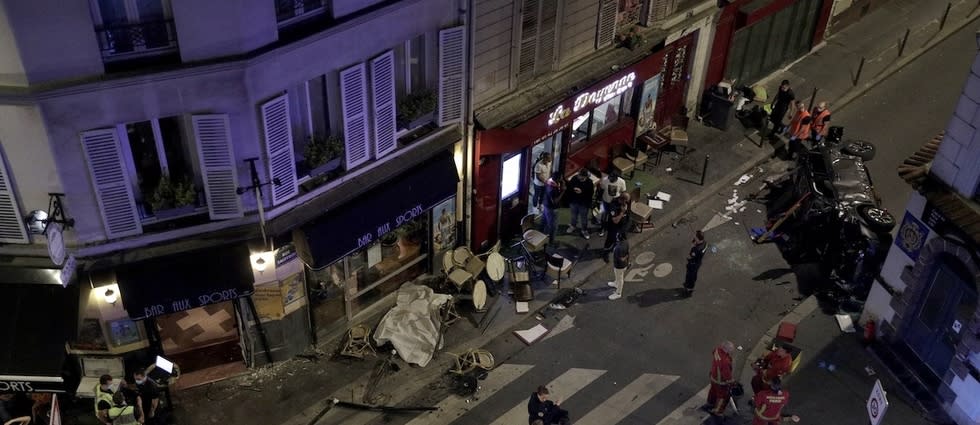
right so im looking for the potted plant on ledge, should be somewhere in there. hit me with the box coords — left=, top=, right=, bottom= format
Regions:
left=616, top=26, right=643, bottom=50
left=150, top=176, right=198, bottom=219
left=305, top=134, right=345, bottom=176
left=396, top=90, right=437, bottom=131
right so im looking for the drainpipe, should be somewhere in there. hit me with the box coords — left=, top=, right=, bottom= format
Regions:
left=460, top=0, right=476, bottom=249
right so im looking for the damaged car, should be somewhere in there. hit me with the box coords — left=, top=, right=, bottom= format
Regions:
left=764, top=136, right=895, bottom=310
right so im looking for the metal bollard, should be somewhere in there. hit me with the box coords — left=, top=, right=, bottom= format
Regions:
left=898, top=28, right=910, bottom=57
left=854, top=57, right=865, bottom=86
left=699, top=154, right=710, bottom=186
left=939, top=2, right=952, bottom=31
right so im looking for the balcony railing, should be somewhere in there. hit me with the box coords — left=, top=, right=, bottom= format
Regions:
left=276, top=0, right=327, bottom=24
left=95, top=19, right=179, bottom=61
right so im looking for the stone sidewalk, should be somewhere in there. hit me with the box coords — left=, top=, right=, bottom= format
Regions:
left=170, top=2, right=980, bottom=424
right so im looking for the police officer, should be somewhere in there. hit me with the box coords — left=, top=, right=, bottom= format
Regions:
left=682, top=231, right=708, bottom=296
left=108, top=391, right=141, bottom=425
left=94, top=374, right=115, bottom=425
left=752, top=378, right=800, bottom=425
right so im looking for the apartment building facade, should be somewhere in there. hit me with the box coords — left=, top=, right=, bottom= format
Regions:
left=861, top=46, right=980, bottom=425
left=0, top=0, right=468, bottom=393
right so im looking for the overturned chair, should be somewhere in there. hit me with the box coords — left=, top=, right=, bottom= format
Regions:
left=340, top=324, right=377, bottom=359
left=446, top=348, right=495, bottom=376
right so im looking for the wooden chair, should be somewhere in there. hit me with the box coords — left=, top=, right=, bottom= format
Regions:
left=629, top=186, right=654, bottom=232
left=443, top=251, right=474, bottom=292
left=638, top=130, right=672, bottom=166
left=446, top=349, right=495, bottom=375
left=666, top=115, right=691, bottom=154
left=545, top=253, right=574, bottom=287
left=611, top=143, right=647, bottom=179
left=340, top=325, right=376, bottom=359
left=4, top=418, right=30, bottom=425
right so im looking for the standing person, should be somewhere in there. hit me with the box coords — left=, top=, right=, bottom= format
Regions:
left=531, top=152, right=553, bottom=213
left=597, top=170, right=627, bottom=237
left=809, top=102, right=832, bottom=141
left=607, top=232, right=631, bottom=300
left=108, top=392, right=141, bottom=425
left=541, top=172, right=564, bottom=245
left=132, top=370, right=161, bottom=425
left=565, top=168, right=595, bottom=239
left=601, top=195, right=629, bottom=262
left=751, top=346, right=793, bottom=396
left=769, top=80, right=795, bottom=133
left=94, top=374, right=115, bottom=425
left=682, top=231, right=708, bottom=296
left=705, top=341, right=737, bottom=416
left=785, top=101, right=811, bottom=155
left=752, top=378, right=800, bottom=424
left=527, top=385, right=570, bottom=425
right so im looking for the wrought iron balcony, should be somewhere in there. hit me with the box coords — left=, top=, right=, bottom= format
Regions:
left=95, top=19, right=178, bottom=61
left=276, top=0, right=327, bottom=24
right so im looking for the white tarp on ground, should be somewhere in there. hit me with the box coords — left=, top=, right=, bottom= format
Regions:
left=373, top=283, right=453, bottom=367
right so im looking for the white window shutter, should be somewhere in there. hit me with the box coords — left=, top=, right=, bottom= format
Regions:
left=340, top=63, right=371, bottom=169
left=261, top=94, right=298, bottom=206
left=80, top=129, right=143, bottom=239
left=596, top=0, right=618, bottom=48
left=516, top=0, right=540, bottom=83
left=192, top=114, right=243, bottom=220
left=438, top=26, right=466, bottom=126
left=370, top=51, right=398, bottom=159
left=0, top=152, right=28, bottom=243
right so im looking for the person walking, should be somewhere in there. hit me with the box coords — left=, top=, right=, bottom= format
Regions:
left=107, top=392, right=141, bottom=425
left=541, top=172, right=564, bottom=245
left=682, top=231, right=707, bottom=296
left=602, top=194, right=629, bottom=262
left=809, top=102, right=832, bottom=141
left=531, top=152, right=552, bottom=213
left=769, top=80, right=795, bottom=133
left=752, top=378, right=800, bottom=424
left=607, top=232, right=630, bottom=300
left=597, top=170, right=627, bottom=237
left=527, top=385, right=570, bottom=425
left=705, top=341, right=737, bottom=416
left=566, top=168, right=595, bottom=239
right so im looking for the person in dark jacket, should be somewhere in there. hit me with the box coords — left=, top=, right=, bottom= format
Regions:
left=683, top=230, right=708, bottom=296
left=607, top=232, right=631, bottom=300
left=527, top=386, right=570, bottom=425
left=769, top=80, right=795, bottom=133
left=601, top=193, right=630, bottom=262
left=540, top=172, right=564, bottom=245
left=565, top=168, right=595, bottom=239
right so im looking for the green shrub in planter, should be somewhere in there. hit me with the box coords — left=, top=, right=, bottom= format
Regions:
left=304, top=135, right=345, bottom=170
left=150, top=176, right=197, bottom=211
left=396, top=90, right=437, bottom=129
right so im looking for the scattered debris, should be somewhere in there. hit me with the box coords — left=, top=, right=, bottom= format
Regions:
left=734, top=174, right=753, bottom=185
left=864, top=366, right=876, bottom=376
left=835, top=314, right=856, bottom=333
left=514, top=324, right=550, bottom=345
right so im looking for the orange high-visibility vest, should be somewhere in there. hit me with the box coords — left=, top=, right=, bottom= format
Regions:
left=788, top=109, right=811, bottom=139
left=811, top=108, right=831, bottom=135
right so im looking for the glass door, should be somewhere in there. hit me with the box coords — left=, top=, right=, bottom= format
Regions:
left=527, top=132, right=564, bottom=215
left=904, top=263, right=979, bottom=377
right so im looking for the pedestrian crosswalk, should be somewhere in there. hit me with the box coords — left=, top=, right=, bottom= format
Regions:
left=401, top=365, right=701, bottom=425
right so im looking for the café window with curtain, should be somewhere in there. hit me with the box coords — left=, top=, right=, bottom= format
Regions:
left=308, top=215, right=430, bottom=335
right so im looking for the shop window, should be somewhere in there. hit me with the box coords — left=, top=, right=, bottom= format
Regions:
left=590, top=95, right=622, bottom=136
left=570, top=113, right=591, bottom=146
left=121, top=116, right=202, bottom=219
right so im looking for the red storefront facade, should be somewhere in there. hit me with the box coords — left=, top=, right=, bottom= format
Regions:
left=704, top=0, right=834, bottom=87
left=471, top=33, right=697, bottom=251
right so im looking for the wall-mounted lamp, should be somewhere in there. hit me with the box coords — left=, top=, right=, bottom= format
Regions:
left=103, top=288, right=118, bottom=305
left=250, top=251, right=275, bottom=274
left=25, top=193, right=75, bottom=235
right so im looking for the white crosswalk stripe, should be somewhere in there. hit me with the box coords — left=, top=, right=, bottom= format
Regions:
left=405, top=364, right=535, bottom=425
left=655, top=385, right=712, bottom=425
left=575, top=373, right=680, bottom=425
left=489, top=368, right=606, bottom=425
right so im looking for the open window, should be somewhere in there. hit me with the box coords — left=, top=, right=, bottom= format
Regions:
left=119, top=116, right=204, bottom=219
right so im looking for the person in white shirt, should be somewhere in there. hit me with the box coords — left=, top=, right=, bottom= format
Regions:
left=597, top=170, right=627, bottom=237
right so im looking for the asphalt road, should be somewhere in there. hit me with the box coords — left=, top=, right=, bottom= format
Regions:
left=832, top=22, right=979, bottom=217
left=336, top=14, right=980, bottom=425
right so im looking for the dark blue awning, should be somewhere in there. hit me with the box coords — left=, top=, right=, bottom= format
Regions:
left=115, top=244, right=254, bottom=320
left=304, top=150, right=459, bottom=267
